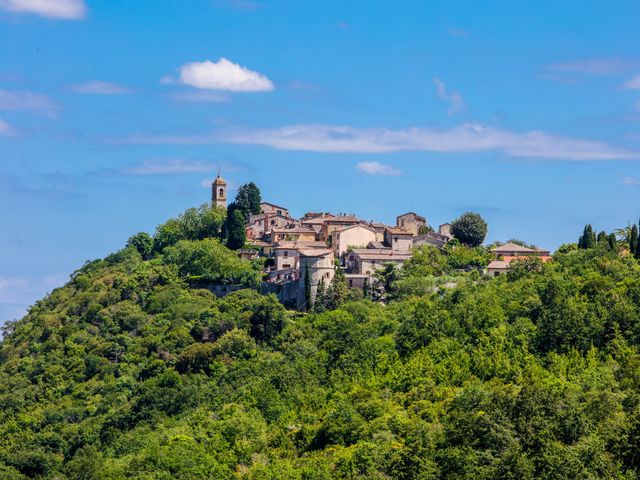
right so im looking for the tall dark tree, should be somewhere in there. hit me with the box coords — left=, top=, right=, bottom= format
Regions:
left=630, top=224, right=638, bottom=256
left=608, top=233, right=618, bottom=252
left=235, top=183, right=262, bottom=221
left=597, top=231, right=607, bottom=244
left=450, top=212, right=488, bottom=247
left=304, top=265, right=312, bottom=311
left=225, top=202, right=246, bottom=250
left=578, top=225, right=596, bottom=249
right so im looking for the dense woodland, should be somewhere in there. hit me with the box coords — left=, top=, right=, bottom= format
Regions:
left=1, top=203, right=640, bottom=479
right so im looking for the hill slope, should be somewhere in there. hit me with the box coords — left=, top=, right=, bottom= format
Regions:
left=1, top=209, right=640, bottom=479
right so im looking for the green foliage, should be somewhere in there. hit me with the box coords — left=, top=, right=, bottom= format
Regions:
left=3, top=216, right=640, bottom=479
left=235, top=182, right=262, bottom=220
left=163, top=238, right=261, bottom=286
left=226, top=202, right=247, bottom=251
left=578, top=224, right=597, bottom=249
left=126, top=232, right=153, bottom=260
left=153, top=203, right=226, bottom=253
left=450, top=212, right=488, bottom=247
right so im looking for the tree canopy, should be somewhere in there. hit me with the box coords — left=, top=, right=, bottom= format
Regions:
left=450, top=212, right=488, bottom=247
left=1, top=209, right=640, bottom=479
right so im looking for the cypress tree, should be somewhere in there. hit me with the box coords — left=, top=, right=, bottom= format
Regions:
left=304, top=265, right=312, bottom=311
left=225, top=202, right=246, bottom=250
left=579, top=225, right=596, bottom=249
left=630, top=224, right=638, bottom=255
left=597, top=231, right=607, bottom=244
left=607, top=233, right=617, bottom=251
left=315, top=278, right=326, bottom=313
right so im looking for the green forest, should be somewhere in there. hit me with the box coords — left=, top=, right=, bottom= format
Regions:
left=1, top=203, right=640, bottom=479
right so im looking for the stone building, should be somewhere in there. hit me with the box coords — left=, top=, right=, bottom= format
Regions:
left=346, top=248, right=412, bottom=275
left=298, top=249, right=335, bottom=308
left=486, top=242, right=552, bottom=276
left=384, top=227, right=414, bottom=251
left=211, top=174, right=227, bottom=208
left=330, top=224, right=378, bottom=259
left=396, top=212, right=426, bottom=235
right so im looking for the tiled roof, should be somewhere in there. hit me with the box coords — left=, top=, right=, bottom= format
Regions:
left=385, top=227, right=413, bottom=235
left=487, top=260, right=511, bottom=269
left=274, top=241, right=327, bottom=250
left=299, top=248, right=333, bottom=257
left=351, top=249, right=411, bottom=260
left=271, top=226, right=315, bottom=234
left=491, top=242, right=550, bottom=254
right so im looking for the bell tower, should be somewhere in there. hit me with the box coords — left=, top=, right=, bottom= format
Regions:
left=212, top=172, right=227, bottom=208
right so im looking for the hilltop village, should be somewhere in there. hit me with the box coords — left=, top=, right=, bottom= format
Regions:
left=212, top=175, right=551, bottom=308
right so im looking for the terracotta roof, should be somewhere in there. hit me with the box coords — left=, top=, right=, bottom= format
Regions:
left=487, top=260, right=511, bottom=269
left=324, top=215, right=360, bottom=223
left=261, top=201, right=289, bottom=210
left=212, top=175, right=226, bottom=185
left=271, top=226, right=315, bottom=234
left=351, top=249, right=411, bottom=260
left=274, top=241, right=327, bottom=250
left=367, top=241, right=387, bottom=249
left=301, top=215, right=335, bottom=225
left=491, top=242, right=550, bottom=254
left=299, top=248, right=333, bottom=257
left=334, top=223, right=376, bottom=234
left=385, top=227, right=413, bottom=235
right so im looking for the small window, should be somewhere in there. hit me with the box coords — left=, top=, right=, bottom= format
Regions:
left=277, top=210, right=282, bottom=215
left=494, top=272, right=500, bottom=277
left=219, top=188, right=224, bottom=197
left=349, top=279, right=353, bottom=287
left=284, top=251, right=288, bottom=257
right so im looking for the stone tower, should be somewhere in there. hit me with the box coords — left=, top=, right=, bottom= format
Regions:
left=212, top=174, right=227, bottom=208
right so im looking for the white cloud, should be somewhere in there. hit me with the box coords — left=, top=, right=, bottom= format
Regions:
left=623, top=74, right=640, bottom=90
left=433, top=78, right=465, bottom=115
left=356, top=161, right=402, bottom=176
left=70, top=80, right=132, bottom=95
left=547, top=58, right=636, bottom=76
left=164, top=58, right=274, bottom=92
left=0, top=118, right=15, bottom=136
left=0, top=0, right=86, bottom=19
left=0, top=89, right=58, bottom=111
left=623, top=176, right=640, bottom=185
left=122, top=123, right=638, bottom=161
left=122, top=159, right=215, bottom=175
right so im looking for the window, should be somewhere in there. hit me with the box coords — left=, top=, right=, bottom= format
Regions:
left=494, top=272, right=500, bottom=277
left=277, top=210, right=282, bottom=215
left=219, top=188, right=224, bottom=197
left=349, top=279, right=353, bottom=287
left=284, top=251, right=288, bottom=257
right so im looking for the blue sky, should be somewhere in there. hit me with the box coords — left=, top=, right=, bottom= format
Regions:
left=1, top=0, right=640, bottom=322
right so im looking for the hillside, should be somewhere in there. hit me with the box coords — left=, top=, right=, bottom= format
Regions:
left=1, top=206, right=640, bottom=479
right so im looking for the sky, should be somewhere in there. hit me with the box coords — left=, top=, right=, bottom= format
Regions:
left=1, top=0, right=640, bottom=323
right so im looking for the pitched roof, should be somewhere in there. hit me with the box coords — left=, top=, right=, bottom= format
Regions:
left=299, top=248, right=333, bottom=257
left=271, top=226, right=315, bottom=234
left=334, top=223, right=376, bottom=234
left=274, top=241, right=327, bottom=250
left=261, top=201, right=289, bottom=210
left=385, top=227, right=414, bottom=235
left=351, top=249, right=411, bottom=260
left=487, top=260, right=511, bottom=269
left=491, top=242, right=549, bottom=254
left=397, top=212, right=426, bottom=222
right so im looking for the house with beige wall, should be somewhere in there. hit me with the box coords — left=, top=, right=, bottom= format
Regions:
left=331, top=224, right=378, bottom=258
